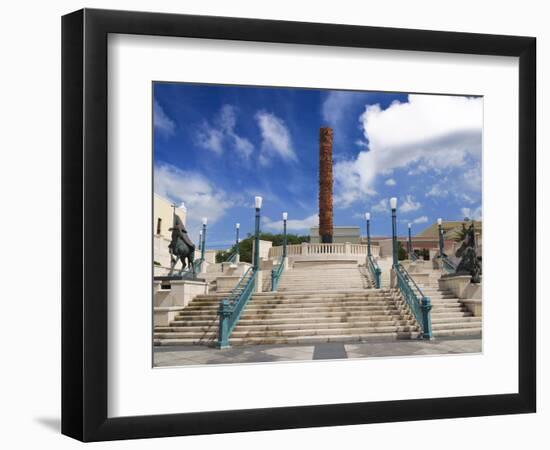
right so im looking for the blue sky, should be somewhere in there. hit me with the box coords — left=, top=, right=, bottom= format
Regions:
left=153, top=82, right=482, bottom=249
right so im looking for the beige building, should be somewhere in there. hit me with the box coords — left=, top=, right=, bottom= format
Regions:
left=154, top=194, right=187, bottom=269
left=309, top=226, right=361, bottom=244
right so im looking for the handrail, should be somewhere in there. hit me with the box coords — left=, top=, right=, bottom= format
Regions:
left=217, top=267, right=256, bottom=348
left=271, top=261, right=285, bottom=291
left=441, top=255, right=456, bottom=274
left=367, top=255, right=382, bottom=288
left=221, top=252, right=237, bottom=272
left=394, top=263, right=432, bottom=339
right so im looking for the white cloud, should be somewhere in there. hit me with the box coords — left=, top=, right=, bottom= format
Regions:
left=154, top=162, right=236, bottom=238
left=322, top=91, right=359, bottom=126
left=462, top=163, right=482, bottom=193
left=400, top=195, right=421, bottom=213
left=263, top=214, right=318, bottom=232
left=196, top=124, right=224, bottom=155
left=334, top=94, right=482, bottom=206
left=385, top=178, right=396, bottom=186
left=153, top=100, right=175, bottom=137
left=426, top=184, right=449, bottom=198
left=196, top=105, right=254, bottom=159
left=460, top=206, right=482, bottom=220
left=255, top=111, right=297, bottom=165
left=372, top=198, right=389, bottom=213
left=412, top=215, right=429, bottom=224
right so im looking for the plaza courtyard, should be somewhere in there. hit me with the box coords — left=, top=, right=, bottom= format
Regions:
left=154, top=337, right=482, bottom=367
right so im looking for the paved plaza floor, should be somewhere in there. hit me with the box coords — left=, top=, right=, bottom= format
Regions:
left=153, top=337, right=482, bottom=367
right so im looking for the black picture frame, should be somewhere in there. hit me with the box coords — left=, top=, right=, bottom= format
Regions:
left=62, top=8, right=536, bottom=442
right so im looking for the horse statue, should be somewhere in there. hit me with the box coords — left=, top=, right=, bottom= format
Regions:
left=454, top=222, right=482, bottom=283
left=168, top=214, right=196, bottom=276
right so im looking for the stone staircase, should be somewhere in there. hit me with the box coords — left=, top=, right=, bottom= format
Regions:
left=407, top=267, right=482, bottom=338
left=276, top=262, right=372, bottom=291
left=153, top=262, right=421, bottom=346
left=153, top=261, right=481, bottom=346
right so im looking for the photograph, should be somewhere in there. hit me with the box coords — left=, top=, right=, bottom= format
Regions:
left=152, top=82, right=483, bottom=367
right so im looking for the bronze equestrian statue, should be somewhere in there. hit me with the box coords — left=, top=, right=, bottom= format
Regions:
left=168, top=214, right=196, bottom=276
left=454, top=222, right=482, bottom=283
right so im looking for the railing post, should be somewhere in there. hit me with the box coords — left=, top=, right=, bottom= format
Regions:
left=235, top=223, right=240, bottom=263
left=253, top=201, right=261, bottom=270
left=407, top=223, right=413, bottom=258
left=271, top=269, right=276, bottom=291
left=437, top=218, right=444, bottom=257
left=217, top=299, right=232, bottom=348
left=366, top=213, right=372, bottom=257
left=390, top=197, right=398, bottom=267
left=375, top=267, right=382, bottom=289
left=282, top=212, right=288, bottom=259
left=421, top=296, right=433, bottom=339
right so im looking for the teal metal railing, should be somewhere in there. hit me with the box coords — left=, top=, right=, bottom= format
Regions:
left=271, top=261, right=285, bottom=291
left=394, top=263, right=432, bottom=339
left=221, top=252, right=237, bottom=272
left=217, top=267, right=256, bottom=348
left=441, top=255, right=456, bottom=274
left=367, top=255, right=382, bottom=288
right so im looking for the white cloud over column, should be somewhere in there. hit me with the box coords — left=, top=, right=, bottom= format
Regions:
left=334, top=94, right=483, bottom=207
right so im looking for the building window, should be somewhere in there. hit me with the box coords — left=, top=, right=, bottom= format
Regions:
left=156, top=218, right=162, bottom=235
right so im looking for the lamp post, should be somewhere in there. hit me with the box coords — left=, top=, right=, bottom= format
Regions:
left=253, top=196, right=262, bottom=270
left=198, top=230, right=203, bottom=256
left=201, top=217, right=207, bottom=263
left=390, top=197, right=398, bottom=267
left=282, top=212, right=288, bottom=259
left=235, top=223, right=240, bottom=263
left=408, top=223, right=413, bottom=257
left=365, top=212, right=372, bottom=257
left=437, top=218, right=444, bottom=257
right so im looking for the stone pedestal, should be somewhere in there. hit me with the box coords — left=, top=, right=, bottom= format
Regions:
left=216, top=275, right=242, bottom=292
left=282, top=256, right=289, bottom=270
left=439, top=274, right=482, bottom=316
left=153, top=279, right=208, bottom=327
left=255, top=270, right=264, bottom=293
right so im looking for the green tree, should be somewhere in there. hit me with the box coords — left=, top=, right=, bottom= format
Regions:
left=215, top=233, right=310, bottom=263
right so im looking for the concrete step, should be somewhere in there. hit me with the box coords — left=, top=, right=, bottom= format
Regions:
left=154, top=331, right=422, bottom=346
left=158, top=319, right=418, bottom=333
left=432, top=328, right=482, bottom=338
left=431, top=322, right=482, bottom=330
left=240, top=306, right=405, bottom=315
left=155, top=324, right=421, bottom=340
left=432, top=316, right=481, bottom=324
left=169, top=313, right=413, bottom=328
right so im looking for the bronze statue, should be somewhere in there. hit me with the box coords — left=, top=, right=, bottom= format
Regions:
left=454, top=222, right=481, bottom=283
left=168, top=214, right=196, bottom=276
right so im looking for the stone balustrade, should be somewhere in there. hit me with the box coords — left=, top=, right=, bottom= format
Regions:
left=268, top=242, right=379, bottom=260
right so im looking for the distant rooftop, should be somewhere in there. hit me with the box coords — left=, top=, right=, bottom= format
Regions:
left=416, top=220, right=482, bottom=239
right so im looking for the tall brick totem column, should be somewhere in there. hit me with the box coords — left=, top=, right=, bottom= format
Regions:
left=319, top=127, right=334, bottom=243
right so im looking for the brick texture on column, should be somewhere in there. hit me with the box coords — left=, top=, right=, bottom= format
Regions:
left=319, top=127, right=334, bottom=243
